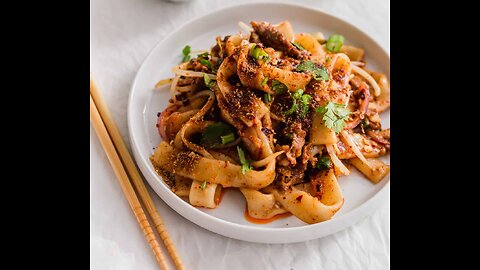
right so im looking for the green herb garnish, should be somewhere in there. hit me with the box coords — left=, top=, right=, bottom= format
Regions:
left=326, top=34, right=344, bottom=53
left=283, top=89, right=312, bottom=117
left=271, top=80, right=288, bottom=95
left=200, top=59, right=214, bottom=71
left=182, top=45, right=191, bottom=62
left=362, top=118, right=369, bottom=129
left=197, top=52, right=209, bottom=58
left=316, top=156, right=332, bottom=170
left=237, top=146, right=253, bottom=175
left=295, top=60, right=329, bottom=81
left=315, top=101, right=351, bottom=134
left=325, top=56, right=331, bottom=63
left=261, top=77, right=269, bottom=86
left=291, top=42, right=305, bottom=50
left=220, top=133, right=235, bottom=144
left=201, top=180, right=207, bottom=190
left=197, top=52, right=216, bottom=72
left=249, top=44, right=270, bottom=62
left=203, top=73, right=216, bottom=90
left=201, top=122, right=235, bottom=148
left=264, top=93, right=271, bottom=103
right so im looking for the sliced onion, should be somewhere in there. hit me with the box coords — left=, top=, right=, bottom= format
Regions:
left=176, top=84, right=197, bottom=93
left=270, top=112, right=284, bottom=121
left=155, top=78, right=173, bottom=89
left=326, top=144, right=350, bottom=175
left=238, top=21, right=253, bottom=32
left=172, top=65, right=216, bottom=79
left=251, top=151, right=284, bottom=168
left=340, top=131, right=370, bottom=166
left=351, top=64, right=381, bottom=97
left=191, top=90, right=214, bottom=99
left=170, top=75, right=180, bottom=102
left=351, top=61, right=366, bottom=67
left=190, top=49, right=209, bottom=54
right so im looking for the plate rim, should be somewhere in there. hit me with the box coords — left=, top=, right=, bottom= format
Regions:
left=127, top=1, right=390, bottom=243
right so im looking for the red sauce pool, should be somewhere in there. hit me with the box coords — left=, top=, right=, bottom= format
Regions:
left=244, top=207, right=292, bottom=224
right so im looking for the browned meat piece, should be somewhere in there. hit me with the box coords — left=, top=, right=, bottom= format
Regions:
left=249, top=32, right=261, bottom=43
left=285, top=125, right=306, bottom=165
left=211, top=35, right=229, bottom=58
left=365, top=103, right=382, bottom=130
left=250, top=21, right=308, bottom=59
left=336, top=133, right=387, bottom=159
left=276, top=161, right=308, bottom=190
left=349, top=75, right=364, bottom=89
left=346, top=81, right=370, bottom=129
left=310, top=169, right=334, bottom=199
left=366, top=129, right=390, bottom=151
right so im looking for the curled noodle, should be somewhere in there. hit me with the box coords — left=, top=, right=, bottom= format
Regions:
left=150, top=20, right=390, bottom=225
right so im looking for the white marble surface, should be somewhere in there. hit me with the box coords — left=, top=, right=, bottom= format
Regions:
left=90, top=0, right=390, bottom=269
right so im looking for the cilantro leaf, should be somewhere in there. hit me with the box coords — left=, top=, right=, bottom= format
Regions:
left=201, top=122, right=235, bottom=148
left=295, top=60, right=329, bottom=81
left=283, top=89, right=312, bottom=117
left=201, top=180, right=207, bottom=190
left=315, top=101, right=351, bottom=133
left=200, top=58, right=215, bottom=72
left=272, top=80, right=288, bottom=95
left=182, top=45, right=191, bottom=62
left=316, top=156, right=332, bottom=170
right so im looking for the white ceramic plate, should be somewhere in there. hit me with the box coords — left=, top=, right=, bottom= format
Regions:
left=128, top=2, right=390, bottom=244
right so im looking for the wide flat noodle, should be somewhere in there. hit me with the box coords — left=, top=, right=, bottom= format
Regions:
left=240, top=188, right=287, bottom=219
left=268, top=170, right=344, bottom=224
left=151, top=141, right=276, bottom=189
left=189, top=180, right=222, bottom=208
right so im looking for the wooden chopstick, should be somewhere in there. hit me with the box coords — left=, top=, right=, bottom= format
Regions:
left=90, top=95, right=169, bottom=270
left=90, top=75, right=184, bottom=270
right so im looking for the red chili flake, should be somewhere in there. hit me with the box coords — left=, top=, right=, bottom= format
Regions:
left=296, top=195, right=303, bottom=202
left=155, top=124, right=159, bottom=127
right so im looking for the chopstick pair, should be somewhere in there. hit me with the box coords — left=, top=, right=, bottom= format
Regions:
left=90, top=75, right=184, bottom=270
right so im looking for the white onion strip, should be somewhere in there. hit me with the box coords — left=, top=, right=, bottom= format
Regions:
left=351, top=64, right=381, bottom=97
left=351, top=61, right=366, bottom=67
left=326, top=144, right=350, bottom=175
left=251, top=151, right=284, bottom=168
left=172, top=65, right=216, bottom=79
left=170, top=75, right=180, bottom=102
left=155, top=78, right=173, bottom=89
left=176, top=84, right=197, bottom=93
left=191, top=90, right=213, bottom=99
left=340, top=131, right=370, bottom=166
left=190, top=49, right=209, bottom=54
left=238, top=21, right=253, bottom=32
left=269, top=112, right=283, bottom=121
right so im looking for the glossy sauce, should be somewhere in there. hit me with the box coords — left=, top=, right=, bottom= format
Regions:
left=244, top=207, right=292, bottom=224
left=215, top=187, right=232, bottom=205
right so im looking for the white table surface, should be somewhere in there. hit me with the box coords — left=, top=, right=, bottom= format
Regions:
left=90, top=0, right=390, bottom=269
